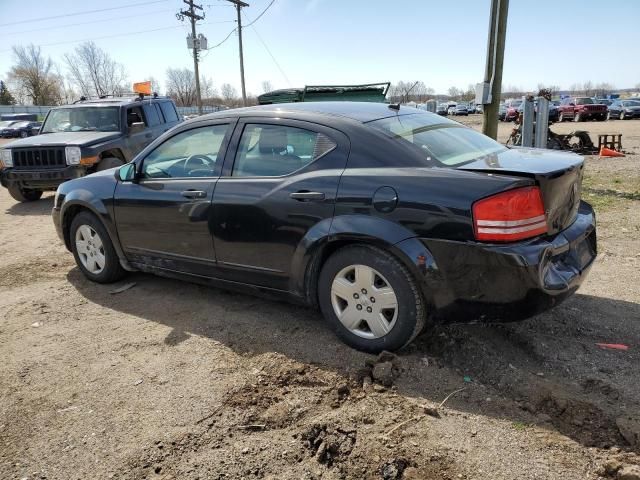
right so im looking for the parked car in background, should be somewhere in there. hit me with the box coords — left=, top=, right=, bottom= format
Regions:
left=447, top=104, right=457, bottom=115
left=503, top=99, right=523, bottom=121
left=29, top=122, right=42, bottom=136
left=0, top=120, right=20, bottom=132
left=452, top=104, right=468, bottom=116
left=607, top=100, right=640, bottom=120
left=52, top=102, right=597, bottom=353
left=557, top=97, right=607, bottom=122
left=498, top=104, right=507, bottom=121
left=0, top=94, right=181, bottom=202
left=0, top=121, right=42, bottom=138
left=436, top=104, right=448, bottom=116
left=516, top=101, right=560, bottom=123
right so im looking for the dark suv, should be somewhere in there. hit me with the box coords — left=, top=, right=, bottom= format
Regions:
left=0, top=95, right=181, bottom=202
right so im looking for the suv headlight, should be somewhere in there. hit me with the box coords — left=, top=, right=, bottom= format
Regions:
left=65, top=146, right=82, bottom=165
left=0, top=149, right=12, bottom=168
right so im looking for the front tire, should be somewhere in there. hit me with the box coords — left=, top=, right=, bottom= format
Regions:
left=574, top=112, right=582, bottom=122
left=70, top=211, right=125, bottom=283
left=558, top=111, right=565, bottom=122
left=7, top=185, right=43, bottom=202
left=619, top=111, right=626, bottom=120
left=318, top=245, right=426, bottom=353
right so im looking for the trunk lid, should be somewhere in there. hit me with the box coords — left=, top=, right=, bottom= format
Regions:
left=458, top=148, right=584, bottom=235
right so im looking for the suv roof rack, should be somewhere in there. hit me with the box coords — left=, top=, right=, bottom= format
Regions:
left=73, top=92, right=168, bottom=104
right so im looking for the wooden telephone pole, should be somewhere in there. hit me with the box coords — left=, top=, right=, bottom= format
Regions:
left=226, top=0, right=249, bottom=106
left=178, top=0, right=204, bottom=114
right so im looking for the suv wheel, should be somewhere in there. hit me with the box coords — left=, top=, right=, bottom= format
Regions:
left=96, top=157, right=124, bottom=171
left=574, top=112, right=582, bottom=122
left=7, top=185, right=43, bottom=202
left=70, top=211, right=126, bottom=283
left=558, top=112, right=564, bottom=122
left=318, top=245, right=426, bottom=353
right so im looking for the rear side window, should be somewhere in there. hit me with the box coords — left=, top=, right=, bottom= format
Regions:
left=368, top=114, right=506, bottom=167
left=143, top=104, right=161, bottom=127
left=232, top=124, right=336, bottom=177
left=160, top=102, right=179, bottom=123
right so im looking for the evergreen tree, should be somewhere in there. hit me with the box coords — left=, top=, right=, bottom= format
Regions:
left=0, top=81, right=16, bottom=105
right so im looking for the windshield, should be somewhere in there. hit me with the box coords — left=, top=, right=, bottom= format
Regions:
left=12, top=121, right=30, bottom=128
left=0, top=121, right=17, bottom=128
left=367, top=114, right=507, bottom=166
left=42, top=107, right=120, bottom=133
left=575, top=98, right=593, bottom=105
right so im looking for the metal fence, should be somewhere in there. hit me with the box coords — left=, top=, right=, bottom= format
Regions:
left=0, top=104, right=227, bottom=119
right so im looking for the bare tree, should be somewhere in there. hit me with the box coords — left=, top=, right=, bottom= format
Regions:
left=7, top=44, right=62, bottom=105
left=583, top=81, right=594, bottom=96
left=64, top=42, right=128, bottom=97
left=220, top=83, right=238, bottom=104
left=165, top=68, right=196, bottom=106
left=537, top=83, right=561, bottom=96
left=447, top=86, right=461, bottom=99
left=594, top=82, right=614, bottom=97
left=261, top=80, right=273, bottom=93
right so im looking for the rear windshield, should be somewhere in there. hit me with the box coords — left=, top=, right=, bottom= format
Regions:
left=367, top=114, right=507, bottom=166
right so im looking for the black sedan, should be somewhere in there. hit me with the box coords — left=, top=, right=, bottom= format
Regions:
left=607, top=100, right=640, bottom=120
left=0, top=120, right=41, bottom=138
left=51, top=102, right=597, bottom=352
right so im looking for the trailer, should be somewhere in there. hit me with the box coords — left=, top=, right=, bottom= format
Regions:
left=258, top=82, right=390, bottom=105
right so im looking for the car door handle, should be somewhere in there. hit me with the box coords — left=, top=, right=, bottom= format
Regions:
left=181, top=190, right=207, bottom=199
left=289, top=191, right=325, bottom=201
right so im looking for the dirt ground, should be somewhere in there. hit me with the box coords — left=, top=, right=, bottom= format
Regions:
left=1, top=117, right=639, bottom=480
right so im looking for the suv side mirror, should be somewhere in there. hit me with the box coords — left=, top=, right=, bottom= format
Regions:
left=116, top=163, right=137, bottom=182
left=129, top=122, right=145, bottom=134
left=569, top=103, right=575, bottom=106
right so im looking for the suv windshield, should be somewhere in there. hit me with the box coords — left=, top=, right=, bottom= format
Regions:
left=368, top=114, right=506, bottom=166
left=42, top=106, right=120, bottom=133
left=575, top=98, right=593, bottom=105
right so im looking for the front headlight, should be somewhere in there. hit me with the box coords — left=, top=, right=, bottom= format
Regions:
left=0, top=149, right=12, bottom=168
left=65, top=146, right=81, bottom=165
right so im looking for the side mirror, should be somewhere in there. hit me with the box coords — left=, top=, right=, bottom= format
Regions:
left=116, top=163, right=137, bottom=182
left=129, top=122, right=145, bottom=134
left=569, top=103, right=575, bottom=107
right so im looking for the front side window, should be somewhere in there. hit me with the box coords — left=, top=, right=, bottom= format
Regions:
left=142, top=125, right=228, bottom=178
left=232, top=124, right=336, bottom=177
left=41, top=107, right=120, bottom=133
left=368, top=114, right=506, bottom=167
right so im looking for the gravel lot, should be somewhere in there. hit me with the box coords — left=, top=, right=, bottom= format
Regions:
left=1, top=117, right=639, bottom=480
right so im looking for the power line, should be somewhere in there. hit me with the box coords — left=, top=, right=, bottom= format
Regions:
left=246, top=20, right=291, bottom=87
left=0, top=25, right=186, bottom=53
left=243, top=0, right=275, bottom=28
left=0, top=0, right=171, bottom=27
left=4, top=8, right=178, bottom=36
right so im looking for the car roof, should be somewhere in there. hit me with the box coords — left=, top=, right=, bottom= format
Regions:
left=196, top=101, right=429, bottom=123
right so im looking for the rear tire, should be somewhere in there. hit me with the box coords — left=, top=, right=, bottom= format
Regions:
left=7, top=185, right=43, bottom=202
left=607, top=112, right=612, bottom=121
left=96, top=157, right=124, bottom=172
left=70, top=211, right=126, bottom=283
left=318, top=245, right=426, bottom=353
left=20, top=131, right=27, bottom=138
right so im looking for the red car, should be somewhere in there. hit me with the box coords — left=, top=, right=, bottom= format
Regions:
left=558, top=97, right=607, bottom=122
left=502, top=99, right=522, bottom=121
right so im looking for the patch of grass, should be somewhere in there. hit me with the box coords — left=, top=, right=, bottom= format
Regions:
left=584, top=192, right=617, bottom=210
left=512, top=421, right=529, bottom=431
left=613, top=178, right=622, bottom=184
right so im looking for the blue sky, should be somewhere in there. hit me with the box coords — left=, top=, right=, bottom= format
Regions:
left=0, top=0, right=638, bottom=96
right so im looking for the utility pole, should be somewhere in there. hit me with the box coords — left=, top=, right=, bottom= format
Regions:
left=481, top=0, right=509, bottom=139
left=226, top=0, right=249, bottom=106
left=177, top=0, right=204, bottom=114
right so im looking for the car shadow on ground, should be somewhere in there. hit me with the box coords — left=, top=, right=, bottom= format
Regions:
left=66, top=267, right=640, bottom=452
left=4, top=195, right=54, bottom=216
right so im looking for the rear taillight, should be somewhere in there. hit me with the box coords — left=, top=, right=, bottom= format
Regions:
left=473, top=186, right=548, bottom=242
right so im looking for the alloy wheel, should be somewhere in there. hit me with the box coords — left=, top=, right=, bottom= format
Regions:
left=75, top=225, right=106, bottom=274
left=330, top=264, right=398, bottom=339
